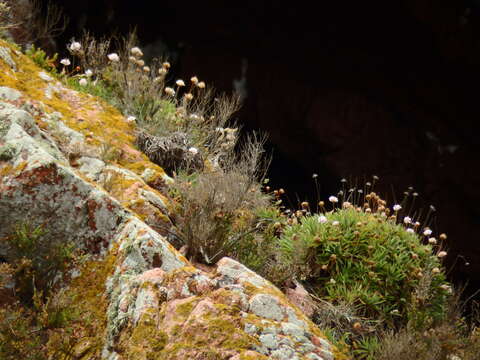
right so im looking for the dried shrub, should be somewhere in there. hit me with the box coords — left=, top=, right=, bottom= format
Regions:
left=170, top=133, right=271, bottom=264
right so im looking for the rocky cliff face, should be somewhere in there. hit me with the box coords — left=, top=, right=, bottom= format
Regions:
left=0, top=40, right=341, bottom=360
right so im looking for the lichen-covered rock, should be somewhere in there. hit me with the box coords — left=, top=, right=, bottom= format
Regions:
left=0, top=39, right=344, bottom=359
left=105, top=257, right=338, bottom=359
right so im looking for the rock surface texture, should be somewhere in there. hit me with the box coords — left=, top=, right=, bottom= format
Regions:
left=0, top=41, right=341, bottom=359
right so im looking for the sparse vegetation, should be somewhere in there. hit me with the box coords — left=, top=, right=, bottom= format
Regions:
left=169, top=133, right=271, bottom=264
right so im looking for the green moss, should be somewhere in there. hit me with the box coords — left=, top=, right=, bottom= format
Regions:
left=175, top=297, right=198, bottom=318
left=128, top=313, right=168, bottom=359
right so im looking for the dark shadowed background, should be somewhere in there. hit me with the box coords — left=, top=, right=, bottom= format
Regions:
left=43, top=0, right=480, bottom=300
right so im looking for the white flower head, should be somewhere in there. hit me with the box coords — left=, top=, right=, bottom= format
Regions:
left=60, top=58, right=71, bottom=66
left=423, top=229, right=432, bottom=236
left=69, top=41, right=81, bottom=52
left=78, top=78, right=88, bottom=86
left=328, top=195, right=338, bottom=203
left=318, top=215, right=328, bottom=224
left=135, top=59, right=145, bottom=67
left=107, top=53, right=120, bottom=62
left=197, top=81, right=206, bottom=89
left=85, top=69, right=93, bottom=77
left=428, top=237, right=437, bottom=245
left=164, top=87, right=175, bottom=96
left=188, top=147, right=199, bottom=155
left=393, top=204, right=402, bottom=212
left=126, top=116, right=136, bottom=123
left=329, top=278, right=336, bottom=284
left=190, top=76, right=199, bottom=84
left=403, top=216, right=412, bottom=224
left=437, top=251, right=447, bottom=258
left=176, top=79, right=185, bottom=87
left=142, top=66, right=150, bottom=72
left=130, top=47, right=143, bottom=57
left=406, top=228, right=414, bottom=233
left=332, top=221, right=340, bottom=226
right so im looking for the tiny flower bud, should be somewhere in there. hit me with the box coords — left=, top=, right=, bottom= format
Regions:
left=197, top=81, right=206, bottom=89
left=329, top=195, right=339, bottom=203
left=318, top=215, right=328, bottom=224
left=60, top=58, right=71, bottom=66
left=176, top=79, right=185, bottom=87
left=69, top=41, right=81, bottom=51
left=107, top=53, right=120, bottom=62
left=393, top=204, right=402, bottom=211
left=164, top=87, right=175, bottom=96
left=437, top=251, right=447, bottom=258
left=190, top=76, right=199, bottom=84
left=130, top=47, right=143, bottom=57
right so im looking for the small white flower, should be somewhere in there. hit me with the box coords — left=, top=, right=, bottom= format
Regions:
left=69, top=41, right=81, bottom=51
left=329, top=278, right=336, bottom=284
left=78, top=78, right=88, bottom=86
left=328, top=195, right=338, bottom=203
left=332, top=221, right=340, bottom=226
left=190, top=76, right=199, bottom=84
left=403, top=216, right=412, bottom=224
left=342, top=201, right=352, bottom=209
left=136, top=59, right=145, bottom=67
left=428, top=237, right=437, bottom=245
left=188, top=147, right=199, bottom=155
left=312, top=173, right=318, bottom=179
left=107, top=53, right=120, bottom=62
left=440, top=284, right=452, bottom=293
left=60, top=58, right=71, bottom=66
left=197, top=81, right=206, bottom=89
left=130, top=47, right=143, bottom=57
left=164, top=87, right=175, bottom=96
left=158, top=68, right=168, bottom=76
left=393, top=204, right=402, bottom=212
left=85, top=69, right=93, bottom=77
left=176, top=79, right=185, bottom=87
left=318, top=215, right=328, bottom=224
left=437, top=251, right=447, bottom=258
left=126, top=116, right=136, bottom=123
left=143, top=66, right=150, bottom=72
left=423, top=229, right=432, bottom=236
left=415, top=221, right=421, bottom=227
left=189, top=113, right=201, bottom=121
left=432, top=267, right=441, bottom=274
left=406, top=228, right=414, bottom=233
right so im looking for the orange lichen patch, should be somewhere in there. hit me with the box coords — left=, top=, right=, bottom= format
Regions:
left=0, top=40, right=165, bottom=178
